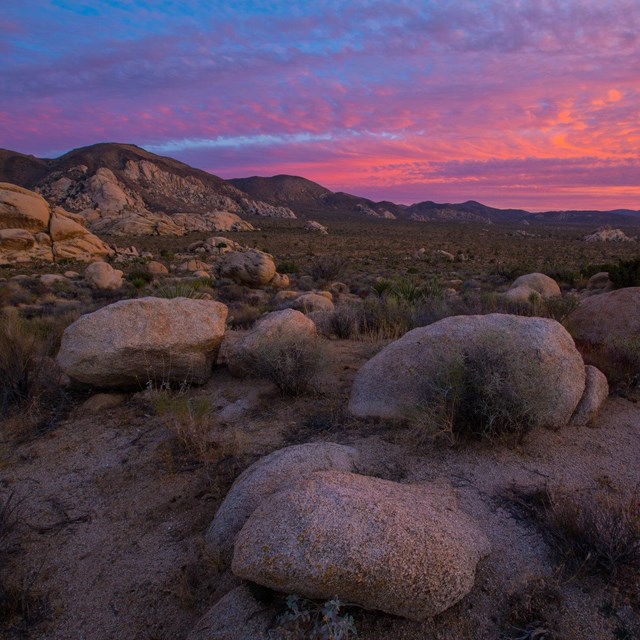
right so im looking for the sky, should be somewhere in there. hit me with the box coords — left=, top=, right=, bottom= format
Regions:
left=1, top=0, right=639, bottom=211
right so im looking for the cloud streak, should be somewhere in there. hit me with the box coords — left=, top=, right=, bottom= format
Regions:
left=1, top=0, right=639, bottom=209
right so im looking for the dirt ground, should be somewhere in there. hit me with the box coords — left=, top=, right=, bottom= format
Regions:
left=1, top=337, right=639, bottom=640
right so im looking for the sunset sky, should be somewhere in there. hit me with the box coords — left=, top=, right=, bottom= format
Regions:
left=1, top=0, right=639, bottom=210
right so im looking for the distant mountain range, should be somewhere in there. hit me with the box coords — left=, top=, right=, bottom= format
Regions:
left=2, top=143, right=639, bottom=226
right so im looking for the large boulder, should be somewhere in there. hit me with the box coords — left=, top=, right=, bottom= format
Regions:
left=505, top=272, right=561, bottom=303
left=57, top=297, right=228, bottom=389
left=232, top=471, right=490, bottom=620
left=226, top=309, right=316, bottom=377
left=218, top=249, right=276, bottom=287
left=348, top=313, right=586, bottom=429
left=49, top=208, right=113, bottom=260
left=84, top=262, right=124, bottom=290
left=567, top=287, right=640, bottom=347
left=206, top=443, right=358, bottom=564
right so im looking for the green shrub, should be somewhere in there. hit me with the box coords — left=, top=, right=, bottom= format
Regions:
left=581, top=258, right=640, bottom=289
left=277, top=259, right=300, bottom=274
left=276, top=595, right=357, bottom=640
left=371, top=278, right=393, bottom=298
left=126, top=269, right=153, bottom=286
left=390, top=278, right=424, bottom=304
left=610, top=258, right=640, bottom=288
left=154, top=283, right=210, bottom=299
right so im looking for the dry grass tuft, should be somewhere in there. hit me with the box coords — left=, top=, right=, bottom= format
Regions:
left=0, top=492, right=49, bottom=633
left=150, top=391, right=252, bottom=498
left=504, top=485, right=640, bottom=582
left=0, top=311, right=73, bottom=442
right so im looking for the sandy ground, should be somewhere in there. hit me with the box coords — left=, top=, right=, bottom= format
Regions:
left=1, top=338, right=639, bottom=639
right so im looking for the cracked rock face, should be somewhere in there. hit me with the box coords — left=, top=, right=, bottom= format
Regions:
left=0, top=182, right=112, bottom=264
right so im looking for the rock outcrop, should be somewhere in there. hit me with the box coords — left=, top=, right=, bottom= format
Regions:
left=187, top=585, right=271, bottom=640
left=304, top=220, right=328, bottom=234
left=0, top=183, right=112, bottom=264
left=81, top=208, right=256, bottom=237
left=57, top=297, right=228, bottom=389
left=348, top=313, right=586, bottom=429
left=33, top=149, right=296, bottom=220
left=232, top=471, right=490, bottom=620
left=205, top=443, right=358, bottom=564
left=570, top=365, right=609, bottom=427
left=288, top=292, right=335, bottom=314
left=583, top=228, right=634, bottom=242
left=587, top=271, right=612, bottom=293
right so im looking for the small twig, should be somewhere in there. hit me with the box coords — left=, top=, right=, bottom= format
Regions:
left=28, top=513, right=92, bottom=534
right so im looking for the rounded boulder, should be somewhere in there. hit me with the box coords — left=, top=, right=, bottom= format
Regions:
left=348, top=313, right=586, bottom=429
left=57, top=297, right=228, bottom=389
left=232, top=470, right=490, bottom=620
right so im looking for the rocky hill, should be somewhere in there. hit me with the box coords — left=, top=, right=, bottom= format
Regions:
left=0, top=144, right=296, bottom=220
left=3, top=144, right=640, bottom=227
left=230, top=175, right=399, bottom=219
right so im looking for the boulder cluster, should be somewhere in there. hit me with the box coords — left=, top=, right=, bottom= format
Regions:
left=199, top=442, right=489, bottom=636
left=0, top=183, right=112, bottom=264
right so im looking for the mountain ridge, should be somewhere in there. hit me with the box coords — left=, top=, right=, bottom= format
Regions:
left=2, top=144, right=639, bottom=225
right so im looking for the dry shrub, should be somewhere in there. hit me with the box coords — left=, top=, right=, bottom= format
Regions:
left=0, top=311, right=73, bottom=441
left=505, top=485, right=640, bottom=582
left=504, top=575, right=561, bottom=640
left=411, top=332, right=561, bottom=444
left=545, top=487, right=640, bottom=579
left=151, top=392, right=251, bottom=494
left=308, top=256, right=348, bottom=283
left=577, top=338, right=640, bottom=391
left=328, top=297, right=428, bottom=340
left=227, top=303, right=264, bottom=329
left=250, top=333, right=325, bottom=395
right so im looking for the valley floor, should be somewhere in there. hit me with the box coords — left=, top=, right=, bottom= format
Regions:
left=2, top=339, right=639, bottom=640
